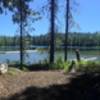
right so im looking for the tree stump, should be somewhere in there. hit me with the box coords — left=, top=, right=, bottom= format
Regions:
left=75, top=49, right=81, bottom=62
left=69, top=60, right=77, bottom=73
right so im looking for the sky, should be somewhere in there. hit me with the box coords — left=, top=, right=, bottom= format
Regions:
left=0, top=0, right=100, bottom=36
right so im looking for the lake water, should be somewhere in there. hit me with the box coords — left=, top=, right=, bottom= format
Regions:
left=0, top=50, right=100, bottom=64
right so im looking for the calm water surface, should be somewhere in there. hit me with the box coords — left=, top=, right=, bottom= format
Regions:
left=0, top=50, right=100, bottom=64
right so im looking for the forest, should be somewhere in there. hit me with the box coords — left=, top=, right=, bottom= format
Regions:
left=0, top=32, right=100, bottom=48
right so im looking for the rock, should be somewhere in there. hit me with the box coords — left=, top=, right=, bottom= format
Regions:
left=0, top=63, right=8, bottom=74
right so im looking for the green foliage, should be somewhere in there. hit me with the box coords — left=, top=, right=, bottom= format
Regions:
left=77, top=61, right=100, bottom=72
left=7, top=60, right=100, bottom=73
left=63, top=60, right=71, bottom=71
left=49, top=57, right=70, bottom=70
left=0, top=32, right=100, bottom=49
left=55, top=57, right=66, bottom=69
left=17, top=57, right=70, bottom=71
left=63, top=60, right=100, bottom=73
left=0, top=0, right=39, bottom=24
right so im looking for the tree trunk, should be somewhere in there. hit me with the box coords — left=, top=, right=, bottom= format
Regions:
left=75, top=49, right=81, bottom=62
left=64, top=0, right=70, bottom=62
left=49, top=0, right=55, bottom=63
left=19, top=0, right=24, bottom=69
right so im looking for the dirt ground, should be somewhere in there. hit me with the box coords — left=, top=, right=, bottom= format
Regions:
left=0, top=70, right=71, bottom=99
left=0, top=70, right=100, bottom=100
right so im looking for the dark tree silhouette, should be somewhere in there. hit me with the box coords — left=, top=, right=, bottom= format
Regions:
left=19, top=0, right=24, bottom=69
left=64, top=0, right=70, bottom=61
left=49, top=0, right=56, bottom=63
left=0, top=0, right=39, bottom=68
left=0, top=0, right=31, bottom=68
left=64, top=0, right=78, bottom=61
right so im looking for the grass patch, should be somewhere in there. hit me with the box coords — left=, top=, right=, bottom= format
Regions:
left=76, top=61, right=100, bottom=72
left=7, top=67, right=22, bottom=75
left=8, top=59, right=100, bottom=73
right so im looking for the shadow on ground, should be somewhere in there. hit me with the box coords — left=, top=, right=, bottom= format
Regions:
left=9, top=64, right=51, bottom=71
left=1, top=72, right=100, bottom=100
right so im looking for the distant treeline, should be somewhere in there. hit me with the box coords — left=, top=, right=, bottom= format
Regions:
left=0, top=32, right=100, bottom=47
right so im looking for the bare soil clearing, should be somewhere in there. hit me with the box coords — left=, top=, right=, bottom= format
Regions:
left=0, top=70, right=99, bottom=100
left=0, top=70, right=71, bottom=99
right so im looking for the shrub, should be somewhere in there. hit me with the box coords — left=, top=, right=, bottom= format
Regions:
left=77, top=61, right=100, bottom=72
left=52, top=57, right=70, bottom=71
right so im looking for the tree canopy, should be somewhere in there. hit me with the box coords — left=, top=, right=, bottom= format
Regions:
left=0, top=0, right=33, bottom=23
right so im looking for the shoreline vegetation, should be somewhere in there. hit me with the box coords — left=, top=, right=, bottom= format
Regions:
left=0, top=47, right=99, bottom=58
left=0, top=47, right=99, bottom=57
left=0, top=45, right=100, bottom=53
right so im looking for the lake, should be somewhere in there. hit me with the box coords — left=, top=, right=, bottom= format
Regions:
left=0, top=49, right=100, bottom=64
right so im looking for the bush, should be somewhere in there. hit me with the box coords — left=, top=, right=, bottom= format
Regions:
left=50, top=57, right=70, bottom=71
left=77, top=61, right=100, bottom=72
